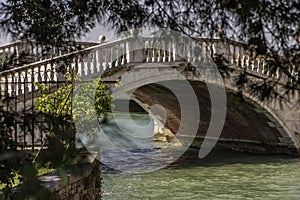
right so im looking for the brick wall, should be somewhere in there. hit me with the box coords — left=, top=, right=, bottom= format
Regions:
left=44, top=160, right=101, bottom=200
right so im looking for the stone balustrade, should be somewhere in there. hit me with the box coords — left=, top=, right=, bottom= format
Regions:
left=0, top=40, right=98, bottom=69
left=1, top=34, right=297, bottom=98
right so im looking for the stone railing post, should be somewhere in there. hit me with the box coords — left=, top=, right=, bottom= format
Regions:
left=129, top=29, right=145, bottom=63
left=16, top=33, right=31, bottom=65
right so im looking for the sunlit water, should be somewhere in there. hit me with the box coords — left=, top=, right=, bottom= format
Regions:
left=79, top=112, right=300, bottom=199
left=102, top=150, right=300, bottom=200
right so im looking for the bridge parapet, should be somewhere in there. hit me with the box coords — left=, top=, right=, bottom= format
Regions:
left=0, top=39, right=98, bottom=69
left=1, top=32, right=298, bottom=98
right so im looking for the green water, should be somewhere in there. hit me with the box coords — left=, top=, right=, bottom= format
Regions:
left=85, top=111, right=300, bottom=199
left=102, top=150, right=300, bottom=200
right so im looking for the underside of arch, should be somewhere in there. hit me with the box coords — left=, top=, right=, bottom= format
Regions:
left=130, top=80, right=299, bottom=156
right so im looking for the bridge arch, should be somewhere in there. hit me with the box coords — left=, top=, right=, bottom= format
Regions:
left=103, top=62, right=300, bottom=156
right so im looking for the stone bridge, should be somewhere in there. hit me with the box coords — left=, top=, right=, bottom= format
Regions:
left=0, top=30, right=299, bottom=155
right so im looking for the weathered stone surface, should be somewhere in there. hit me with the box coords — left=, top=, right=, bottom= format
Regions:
left=40, top=153, right=101, bottom=200
left=133, top=80, right=300, bottom=156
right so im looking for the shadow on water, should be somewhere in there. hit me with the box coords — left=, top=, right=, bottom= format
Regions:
left=100, top=145, right=299, bottom=173
left=168, top=147, right=299, bottom=170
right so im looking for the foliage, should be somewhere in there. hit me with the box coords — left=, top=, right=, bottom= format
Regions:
left=34, top=69, right=112, bottom=159
left=0, top=67, right=112, bottom=197
left=35, top=71, right=112, bottom=121
left=0, top=0, right=105, bottom=45
left=35, top=72, right=74, bottom=118
left=95, top=79, right=113, bottom=118
left=0, top=95, right=22, bottom=197
left=0, top=0, right=299, bottom=100
left=0, top=1, right=299, bottom=52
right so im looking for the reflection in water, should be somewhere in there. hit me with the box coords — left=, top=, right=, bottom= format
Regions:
left=79, top=111, right=300, bottom=199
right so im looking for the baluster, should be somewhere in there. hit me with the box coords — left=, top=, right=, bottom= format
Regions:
left=228, top=44, right=234, bottom=65
left=206, top=42, right=211, bottom=63
left=37, top=65, right=42, bottom=83
left=172, top=38, right=177, bottom=62
left=187, top=41, right=191, bottom=63
left=118, top=43, right=123, bottom=65
left=262, top=59, right=266, bottom=75
left=31, top=67, right=35, bottom=93
left=167, top=40, right=172, bottom=62
left=173, top=39, right=177, bottom=62
left=11, top=73, right=16, bottom=97
left=87, top=54, right=92, bottom=75
left=18, top=72, right=22, bottom=95
left=58, top=46, right=62, bottom=56
left=93, top=51, right=98, bottom=73
left=250, top=56, right=255, bottom=71
left=104, top=48, right=109, bottom=69
left=266, top=62, right=270, bottom=76
left=111, top=46, right=115, bottom=68
left=156, top=41, right=161, bottom=62
left=150, top=41, right=155, bottom=62
left=197, top=44, right=203, bottom=63
left=235, top=46, right=239, bottom=67
left=237, top=46, right=241, bottom=68
left=80, top=56, right=85, bottom=76
left=256, top=58, right=261, bottom=73
left=246, top=55, right=251, bottom=69
left=24, top=70, right=29, bottom=94
left=161, top=41, right=166, bottom=62
left=114, top=45, right=119, bottom=67
left=212, top=42, right=216, bottom=57
left=240, top=51, right=244, bottom=68
left=74, top=56, right=79, bottom=73
left=126, top=40, right=131, bottom=64
left=14, top=43, right=19, bottom=65
left=229, top=44, right=233, bottom=64
left=97, top=49, right=104, bottom=72
left=200, top=42, right=205, bottom=63
left=43, top=64, right=48, bottom=83
left=50, top=63, right=55, bottom=82
left=241, top=50, right=247, bottom=68
left=153, top=41, right=157, bottom=62
left=126, top=41, right=130, bottom=64
left=145, top=41, right=150, bottom=62
left=120, top=43, right=125, bottom=65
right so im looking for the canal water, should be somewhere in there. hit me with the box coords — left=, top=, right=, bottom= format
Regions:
left=78, top=101, right=300, bottom=200
left=102, top=149, right=300, bottom=200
